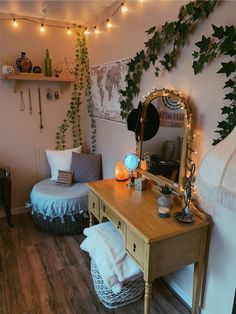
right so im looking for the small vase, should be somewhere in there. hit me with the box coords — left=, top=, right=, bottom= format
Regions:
left=16, top=52, right=32, bottom=73
left=158, top=193, right=171, bottom=208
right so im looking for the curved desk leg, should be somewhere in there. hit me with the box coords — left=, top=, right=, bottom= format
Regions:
left=144, top=282, right=152, bottom=314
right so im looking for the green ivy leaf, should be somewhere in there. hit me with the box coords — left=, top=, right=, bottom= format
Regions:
left=213, top=139, right=220, bottom=146
left=143, top=60, right=150, bottom=70
left=221, top=106, right=233, bottom=114
left=149, top=53, right=157, bottom=65
left=220, top=38, right=235, bottom=55
left=178, top=5, right=187, bottom=21
left=217, top=61, right=236, bottom=77
left=119, top=89, right=127, bottom=97
left=127, top=59, right=136, bottom=72
left=192, top=51, right=199, bottom=59
left=192, top=60, right=202, bottom=74
left=212, top=24, right=224, bottom=39
left=217, top=120, right=229, bottom=129
left=224, top=93, right=236, bottom=101
left=154, top=66, right=160, bottom=77
left=186, top=2, right=195, bottom=15
left=192, top=6, right=202, bottom=21
left=203, top=1, right=217, bottom=18
left=195, top=35, right=211, bottom=53
left=224, top=79, right=235, bottom=89
left=146, top=26, right=156, bottom=35
left=225, top=25, right=236, bottom=41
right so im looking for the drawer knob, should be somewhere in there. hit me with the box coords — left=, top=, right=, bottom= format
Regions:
left=117, top=221, right=121, bottom=229
left=92, top=202, right=95, bottom=209
left=133, top=243, right=136, bottom=252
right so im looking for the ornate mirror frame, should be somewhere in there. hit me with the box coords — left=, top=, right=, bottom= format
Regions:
left=137, top=88, right=194, bottom=194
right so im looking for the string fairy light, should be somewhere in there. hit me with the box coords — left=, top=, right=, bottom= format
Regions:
left=40, top=23, right=45, bottom=32
left=93, top=26, right=100, bottom=34
left=0, top=1, right=139, bottom=36
left=12, top=18, right=18, bottom=27
left=121, top=2, right=128, bottom=13
left=84, top=27, right=90, bottom=35
left=106, top=18, right=112, bottom=28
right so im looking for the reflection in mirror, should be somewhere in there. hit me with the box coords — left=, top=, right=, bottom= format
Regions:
left=138, top=88, right=193, bottom=194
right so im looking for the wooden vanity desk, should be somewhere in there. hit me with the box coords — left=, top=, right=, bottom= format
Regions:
left=87, top=178, right=209, bottom=314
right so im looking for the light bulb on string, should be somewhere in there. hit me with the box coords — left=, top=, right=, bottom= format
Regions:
left=106, top=19, right=112, bottom=28
left=40, top=23, right=45, bottom=32
left=67, top=27, right=72, bottom=35
left=12, top=18, right=18, bottom=28
left=84, top=27, right=90, bottom=35
left=121, top=2, right=128, bottom=13
left=94, top=26, right=99, bottom=34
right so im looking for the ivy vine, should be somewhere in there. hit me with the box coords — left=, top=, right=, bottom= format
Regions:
left=56, top=27, right=96, bottom=152
left=192, top=24, right=236, bottom=145
left=119, top=0, right=219, bottom=119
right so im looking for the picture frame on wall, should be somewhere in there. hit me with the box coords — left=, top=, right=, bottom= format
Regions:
left=90, top=59, right=130, bottom=124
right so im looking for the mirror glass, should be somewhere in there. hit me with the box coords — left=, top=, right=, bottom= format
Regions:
left=137, top=88, right=192, bottom=193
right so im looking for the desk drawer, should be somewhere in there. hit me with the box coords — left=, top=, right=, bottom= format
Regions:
left=100, top=200, right=125, bottom=236
left=126, top=226, right=145, bottom=268
left=88, top=191, right=100, bottom=220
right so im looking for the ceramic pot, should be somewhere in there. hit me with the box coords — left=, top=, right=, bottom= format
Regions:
left=16, top=52, right=32, bottom=73
left=33, top=66, right=42, bottom=74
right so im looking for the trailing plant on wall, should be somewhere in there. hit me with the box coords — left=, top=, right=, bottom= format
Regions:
left=119, top=0, right=219, bottom=119
left=192, top=24, right=236, bottom=145
left=56, top=27, right=96, bottom=152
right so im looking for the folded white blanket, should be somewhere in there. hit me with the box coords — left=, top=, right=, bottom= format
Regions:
left=80, top=221, right=141, bottom=293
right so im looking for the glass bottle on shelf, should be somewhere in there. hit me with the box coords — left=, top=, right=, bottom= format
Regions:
left=16, top=52, right=32, bottom=73
left=44, top=49, right=52, bottom=77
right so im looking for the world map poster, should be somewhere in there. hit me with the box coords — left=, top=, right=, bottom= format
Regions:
left=90, top=59, right=129, bottom=123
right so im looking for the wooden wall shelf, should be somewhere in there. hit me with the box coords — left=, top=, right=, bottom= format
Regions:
left=1, top=74, right=75, bottom=93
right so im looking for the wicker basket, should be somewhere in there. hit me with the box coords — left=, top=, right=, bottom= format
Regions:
left=91, top=258, right=144, bottom=309
left=32, top=212, right=89, bottom=235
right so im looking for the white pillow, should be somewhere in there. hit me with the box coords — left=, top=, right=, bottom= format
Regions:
left=45, top=146, right=81, bottom=180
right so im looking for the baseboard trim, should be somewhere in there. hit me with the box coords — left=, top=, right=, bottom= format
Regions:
left=165, top=275, right=207, bottom=314
left=0, top=207, right=30, bottom=218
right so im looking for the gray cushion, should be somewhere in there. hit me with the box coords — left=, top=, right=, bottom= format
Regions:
left=71, top=152, right=101, bottom=183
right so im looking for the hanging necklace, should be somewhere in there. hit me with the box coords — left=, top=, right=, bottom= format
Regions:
left=20, top=90, right=25, bottom=111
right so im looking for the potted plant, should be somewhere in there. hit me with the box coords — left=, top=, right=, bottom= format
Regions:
left=158, top=184, right=172, bottom=218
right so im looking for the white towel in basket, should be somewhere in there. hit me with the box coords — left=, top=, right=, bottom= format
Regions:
left=80, top=221, right=141, bottom=293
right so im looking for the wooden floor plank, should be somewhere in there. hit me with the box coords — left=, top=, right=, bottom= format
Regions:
left=0, top=213, right=190, bottom=314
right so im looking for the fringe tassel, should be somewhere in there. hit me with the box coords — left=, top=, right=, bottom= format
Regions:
left=196, top=175, right=236, bottom=211
left=25, top=201, right=32, bottom=208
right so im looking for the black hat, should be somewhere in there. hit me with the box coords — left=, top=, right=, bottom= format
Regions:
left=127, top=102, right=159, bottom=141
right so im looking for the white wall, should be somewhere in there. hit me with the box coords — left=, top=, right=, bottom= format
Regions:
left=87, top=1, right=236, bottom=313
left=0, top=14, right=87, bottom=209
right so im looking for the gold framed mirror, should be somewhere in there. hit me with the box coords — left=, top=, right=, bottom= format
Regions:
left=137, top=88, right=193, bottom=194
